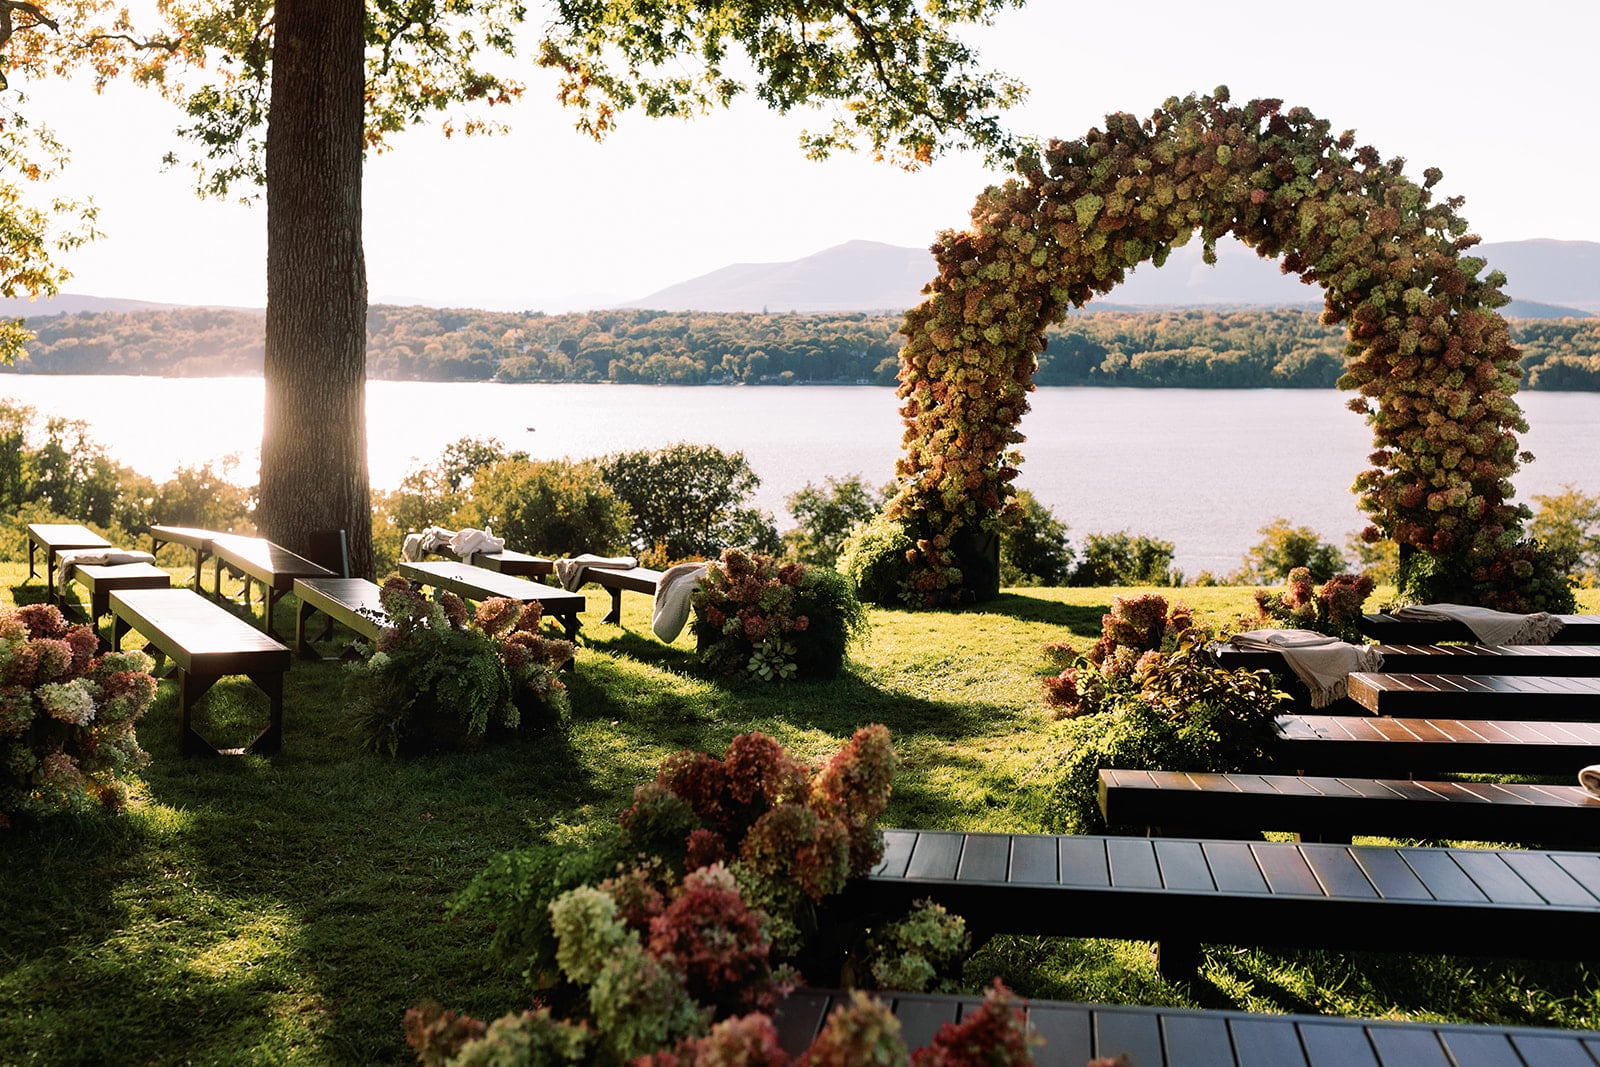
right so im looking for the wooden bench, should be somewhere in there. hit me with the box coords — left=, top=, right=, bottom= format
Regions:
left=209, top=533, right=336, bottom=640
left=583, top=566, right=663, bottom=624
left=844, top=828, right=1600, bottom=982
left=109, top=587, right=293, bottom=757
left=1098, top=768, right=1600, bottom=847
left=69, top=562, right=172, bottom=645
left=1213, top=640, right=1600, bottom=678
left=772, top=988, right=1600, bottom=1066
left=1358, top=612, right=1600, bottom=645
left=425, top=545, right=554, bottom=579
left=25, top=522, right=111, bottom=602
left=397, top=560, right=584, bottom=641
left=1274, top=713, right=1600, bottom=777
left=1348, top=672, right=1600, bottom=720
left=292, top=577, right=385, bottom=658
left=149, top=524, right=224, bottom=592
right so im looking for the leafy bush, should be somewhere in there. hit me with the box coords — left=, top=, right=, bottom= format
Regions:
left=1395, top=539, right=1577, bottom=615
left=1530, top=484, right=1600, bottom=588
left=782, top=474, right=888, bottom=567
left=999, top=490, right=1073, bottom=587
left=836, top=513, right=915, bottom=607
left=0, top=604, right=157, bottom=829
left=601, top=443, right=780, bottom=565
left=690, top=550, right=867, bottom=683
left=1237, top=517, right=1344, bottom=583
left=1069, top=531, right=1180, bottom=586
left=456, top=455, right=633, bottom=558
left=348, top=578, right=574, bottom=755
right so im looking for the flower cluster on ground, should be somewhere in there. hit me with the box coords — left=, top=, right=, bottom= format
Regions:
left=0, top=603, right=157, bottom=829
left=887, top=88, right=1536, bottom=610
left=418, top=727, right=1042, bottom=1064
left=349, top=577, right=574, bottom=755
left=690, top=550, right=867, bottom=683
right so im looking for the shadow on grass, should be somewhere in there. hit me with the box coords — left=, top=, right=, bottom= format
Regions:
left=965, top=592, right=1107, bottom=636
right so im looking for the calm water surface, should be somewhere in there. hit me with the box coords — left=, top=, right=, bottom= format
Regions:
left=6, top=374, right=1596, bottom=577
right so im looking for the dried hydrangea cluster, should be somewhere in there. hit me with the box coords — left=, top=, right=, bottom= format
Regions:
left=0, top=604, right=157, bottom=828
left=891, top=88, right=1532, bottom=606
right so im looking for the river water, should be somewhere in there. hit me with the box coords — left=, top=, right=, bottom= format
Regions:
left=4, top=374, right=1595, bottom=578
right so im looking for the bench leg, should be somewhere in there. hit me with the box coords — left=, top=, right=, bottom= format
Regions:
left=178, top=671, right=222, bottom=757
left=244, top=670, right=284, bottom=755
left=295, top=601, right=317, bottom=657
left=560, top=611, right=581, bottom=643
left=602, top=587, right=623, bottom=625
left=1155, top=936, right=1200, bottom=984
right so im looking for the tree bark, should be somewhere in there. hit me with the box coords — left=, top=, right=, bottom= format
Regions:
left=257, top=0, right=374, bottom=577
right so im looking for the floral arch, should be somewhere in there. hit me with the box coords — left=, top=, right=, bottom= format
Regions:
left=885, top=89, right=1562, bottom=610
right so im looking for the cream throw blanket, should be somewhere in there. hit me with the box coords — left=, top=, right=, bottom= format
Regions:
left=1581, top=765, right=1600, bottom=801
left=55, top=548, right=157, bottom=597
left=1391, top=603, right=1565, bottom=646
left=1229, top=628, right=1385, bottom=709
left=401, top=526, right=455, bottom=562
left=553, top=554, right=638, bottom=592
left=449, top=527, right=505, bottom=564
left=652, top=562, right=708, bottom=643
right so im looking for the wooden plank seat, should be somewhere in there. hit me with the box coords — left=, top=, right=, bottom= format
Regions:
left=772, top=987, right=1600, bottom=1067
left=423, top=544, right=554, bottom=579
left=1358, top=612, right=1600, bottom=645
left=1098, top=768, right=1600, bottom=847
left=582, top=566, right=664, bottom=625
left=844, top=828, right=1600, bottom=982
left=208, top=533, right=336, bottom=640
left=1348, top=672, right=1600, bottom=720
left=292, top=577, right=385, bottom=658
left=149, top=524, right=224, bottom=592
left=25, top=522, right=111, bottom=603
left=1213, top=640, right=1600, bottom=678
left=109, top=587, right=292, bottom=757
left=397, top=560, right=584, bottom=641
left=1274, top=713, right=1600, bottom=777
left=69, top=562, right=172, bottom=645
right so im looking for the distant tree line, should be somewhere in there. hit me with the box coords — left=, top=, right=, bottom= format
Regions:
left=7, top=305, right=1600, bottom=389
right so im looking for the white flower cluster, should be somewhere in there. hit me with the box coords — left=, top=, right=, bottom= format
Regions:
left=37, top=679, right=98, bottom=726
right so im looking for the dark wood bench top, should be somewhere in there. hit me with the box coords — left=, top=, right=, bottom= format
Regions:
left=1275, top=713, right=1600, bottom=776
left=772, top=988, right=1600, bottom=1067
left=149, top=525, right=224, bottom=551
left=1214, top=640, right=1600, bottom=677
left=72, top=563, right=173, bottom=633
left=1348, top=672, right=1600, bottom=719
left=462, top=548, right=554, bottom=578
left=210, top=533, right=336, bottom=589
left=110, top=588, right=292, bottom=756
left=584, top=566, right=663, bottom=594
left=846, top=828, right=1600, bottom=980
left=1358, top=612, right=1600, bottom=644
left=293, top=577, right=386, bottom=652
left=1099, top=768, right=1600, bottom=846
left=398, top=560, right=585, bottom=639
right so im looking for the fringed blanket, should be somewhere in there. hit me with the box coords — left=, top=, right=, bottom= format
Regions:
left=1228, top=628, right=1385, bottom=709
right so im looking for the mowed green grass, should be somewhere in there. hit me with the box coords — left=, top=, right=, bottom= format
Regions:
left=3, top=567, right=1599, bottom=1065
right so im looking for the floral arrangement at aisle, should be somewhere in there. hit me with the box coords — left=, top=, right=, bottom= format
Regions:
left=1250, top=568, right=1376, bottom=643
left=689, top=550, right=867, bottom=683
left=349, top=577, right=574, bottom=755
left=0, top=603, right=157, bottom=830
left=418, top=727, right=1043, bottom=1065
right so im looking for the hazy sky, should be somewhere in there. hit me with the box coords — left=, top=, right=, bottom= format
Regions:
left=24, top=0, right=1599, bottom=311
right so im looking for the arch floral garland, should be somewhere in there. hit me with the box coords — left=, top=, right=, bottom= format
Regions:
left=887, top=89, right=1535, bottom=606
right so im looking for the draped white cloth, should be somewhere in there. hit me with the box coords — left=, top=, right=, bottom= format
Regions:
left=1228, top=628, right=1385, bottom=709
left=652, top=562, right=709, bottom=643
left=1390, top=603, right=1564, bottom=646
left=55, top=548, right=157, bottom=597
left=553, top=554, right=639, bottom=592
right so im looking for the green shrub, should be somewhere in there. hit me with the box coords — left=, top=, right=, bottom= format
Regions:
left=690, top=550, right=868, bottom=683
left=999, top=490, right=1073, bottom=587
left=456, top=455, right=632, bottom=558
left=601, top=443, right=779, bottom=565
left=348, top=578, right=574, bottom=755
left=1237, top=517, right=1345, bottom=583
left=1396, top=541, right=1577, bottom=614
left=782, top=474, right=889, bottom=567
left=1069, top=530, right=1180, bottom=586
left=836, top=513, right=914, bottom=606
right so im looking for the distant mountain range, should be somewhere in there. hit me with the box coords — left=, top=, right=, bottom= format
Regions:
left=7, top=238, right=1595, bottom=321
left=623, top=237, right=1599, bottom=319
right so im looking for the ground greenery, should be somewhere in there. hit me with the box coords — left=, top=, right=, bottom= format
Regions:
left=3, top=566, right=1599, bottom=1064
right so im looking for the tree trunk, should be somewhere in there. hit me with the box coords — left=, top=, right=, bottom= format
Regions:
left=257, top=0, right=374, bottom=577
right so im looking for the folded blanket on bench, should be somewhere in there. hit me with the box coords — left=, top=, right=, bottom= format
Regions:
left=55, top=548, right=157, bottom=597
left=1391, top=602, right=1564, bottom=645
left=553, top=554, right=638, bottom=592
left=401, top=526, right=455, bottom=562
left=1229, top=628, right=1384, bottom=708
left=449, top=527, right=505, bottom=564
left=652, top=562, right=708, bottom=643
left=1582, top=765, right=1600, bottom=800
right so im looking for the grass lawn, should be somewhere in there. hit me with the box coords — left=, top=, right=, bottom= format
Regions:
left=3, top=567, right=1599, bottom=1064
